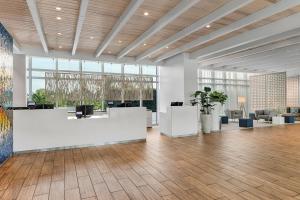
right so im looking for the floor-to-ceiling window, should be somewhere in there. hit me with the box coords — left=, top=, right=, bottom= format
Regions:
left=26, top=56, right=158, bottom=124
left=198, top=69, right=253, bottom=113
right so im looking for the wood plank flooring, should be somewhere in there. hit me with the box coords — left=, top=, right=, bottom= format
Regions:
left=1, top=125, right=300, bottom=199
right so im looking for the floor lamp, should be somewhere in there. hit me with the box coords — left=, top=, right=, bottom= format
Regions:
left=238, top=96, right=247, bottom=118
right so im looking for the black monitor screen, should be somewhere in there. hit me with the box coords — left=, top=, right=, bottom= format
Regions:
left=171, top=102, right=177, bottom=106
left=171, top=102, right=183, bottom=106
left=43, top=104, right=54, bottom=109
left=117, top=103, right=126, bottom=107
left=76, top=105, right=94, bottom=116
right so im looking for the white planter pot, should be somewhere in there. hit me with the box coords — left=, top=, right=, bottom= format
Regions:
left=211, top=102, right=222, bottom=132
left=201, top=114, right=212, bottom=134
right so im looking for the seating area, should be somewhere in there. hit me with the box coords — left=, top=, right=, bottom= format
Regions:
left=220, top=107, right=298, bottom=131
left=225, top=109, right=243, bottom=121
left=255, top=109, right=276, bottom=122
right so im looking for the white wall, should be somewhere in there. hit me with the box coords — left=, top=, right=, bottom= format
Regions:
left=13, top=54, right=27, bottom=107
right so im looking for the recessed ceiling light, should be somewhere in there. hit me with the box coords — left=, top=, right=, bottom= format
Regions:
left=89, top=36, right=94, bottom=39
left=56, top=16, right=62, bottom=20
left=55, top=7, right=61, bottom=11
left=118, top=40, right=122, bottom=43
left=166, top=46, right=169, bottom=49
left=57, top=32, right=62, bottom=36
left=206, top=24, right=211, bottom=28
left=144, top=12, right=149, bottom=16
left=143, top=43, right=147, bottom=46
left=58, top=45, right=62, bottom=49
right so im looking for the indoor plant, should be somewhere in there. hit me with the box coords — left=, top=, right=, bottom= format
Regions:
left=191, top=87, right=214, bottom=133
left=209, top=91, right=228, bottom=131
left=209, top=91, right=228, bottom=105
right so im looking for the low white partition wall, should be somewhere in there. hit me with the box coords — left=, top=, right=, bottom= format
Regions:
left=160, top=106, right=198, bottom=137
left=13, top=107, right=147, bottom=152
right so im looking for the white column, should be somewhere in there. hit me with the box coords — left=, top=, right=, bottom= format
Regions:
left=183, top=54, right=198, bottom=105
left=121, top=64, right=125, bottom=103
left=13, top=54, right=27, bottom=107
left=139, top=65, right=143, bottom=107
left=159, top=53, right=199, bottom=112
left=159, top=54, right=185, bottom=112
left=28, top=57, right=32, bottom=101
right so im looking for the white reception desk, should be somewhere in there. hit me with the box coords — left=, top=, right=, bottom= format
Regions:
left=160, top=106, right=198, bottom=137
left=13, top=107, right=147, bottom=152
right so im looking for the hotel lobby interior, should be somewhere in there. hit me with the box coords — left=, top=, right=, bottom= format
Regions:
left=1, top=0, right=300, bottom=199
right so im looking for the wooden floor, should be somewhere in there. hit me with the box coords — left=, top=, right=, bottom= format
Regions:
left=1, top=125, right=300, bottom=200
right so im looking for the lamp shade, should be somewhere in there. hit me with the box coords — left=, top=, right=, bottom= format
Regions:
left=238, top=96, right=246, bottom=104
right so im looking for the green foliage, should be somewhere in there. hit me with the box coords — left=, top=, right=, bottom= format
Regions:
left=209, top=91, right=228, bottom=105
left=32, top=89, right=48, bottom=104
left=191, top=87, right=214, bottom=114
left=191, top=87, right=228, bottom=114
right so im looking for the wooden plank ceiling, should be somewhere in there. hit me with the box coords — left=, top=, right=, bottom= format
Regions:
left=0, top=0, right=300, bottom=62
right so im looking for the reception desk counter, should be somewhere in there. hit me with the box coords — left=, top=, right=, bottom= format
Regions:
left=160, top=106, right=198, bottom=137
left=13, top=107, right=147, bottom=152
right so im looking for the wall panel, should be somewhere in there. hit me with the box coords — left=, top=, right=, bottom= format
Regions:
left=0, top=23, right=13, bottom=164
left=250, top=72, right=286, bottom=112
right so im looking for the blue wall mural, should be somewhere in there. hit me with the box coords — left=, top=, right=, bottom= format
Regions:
left=0, top=23, right=13, bottom=164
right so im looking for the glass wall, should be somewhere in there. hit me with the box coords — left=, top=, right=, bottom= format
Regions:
left=198, top=69, right=254, bottom=113
left=27, top=57, right=158, bottom=124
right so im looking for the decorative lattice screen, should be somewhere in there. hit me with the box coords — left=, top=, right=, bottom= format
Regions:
left=250, top=72, right=286, bottom=112
left=45, top=72, right=153, bottom=103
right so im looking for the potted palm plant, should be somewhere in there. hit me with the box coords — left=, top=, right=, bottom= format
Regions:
left=191, top=87, right=214, bottom=133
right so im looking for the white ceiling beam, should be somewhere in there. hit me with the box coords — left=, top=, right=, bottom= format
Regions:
left=136, top=0, right=252, bottom=61
left=233, top=59, right=300, bottom=72
left=227, top=55, right=300, bottom=70
left=72, top=0, right=90, bottom=55
left=220, top=54, right=300, bottom=70
left=95, top=0, right=144, bottom=57
left=21, top=45, right=155, bottom=65
left=213, top=53, right=300, bottom=71
left=117, top=0, right=200, bottom=59
left=204, top=47, right=300, bottom=72
left=155, top=0, right=300, bottom=62
left=199, top=28, right=300, bottom=62
left=208, top=60, right=300, bottom=73
left=207, top=41, right=300, bottom=67
left=201, top=35, right=300, bottom=66
left=190, top=12, right=300, bottom=59
left=204, top=65, right=269, bottom=73
left=26, top=0, right=48, bottom=53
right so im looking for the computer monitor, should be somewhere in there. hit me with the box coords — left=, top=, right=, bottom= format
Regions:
left=43, top=104, right=54, bottom=109
left=27, top=102, right=36, bottom=109
left=107, top=101, right=114, bottom=108
left=117, top=103, right=126, bottom=107
left=76, top=105, right=94, bottom=117
left=117, top=102, right=133, bottom=107
left=171, top=102, right=177, bottom=106
left=170, top=102, right=183, bottom=106
left=35, top=104, right=55, bottom=109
